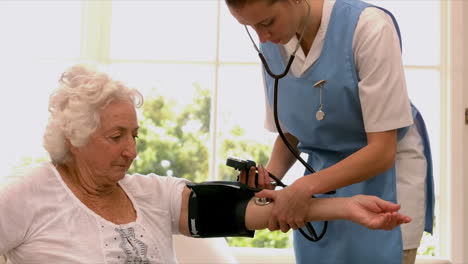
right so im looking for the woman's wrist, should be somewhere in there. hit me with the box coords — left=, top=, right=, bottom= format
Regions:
left=307, top=197, right=348, bottom=221
left=335, top=197, right=352, bottom=220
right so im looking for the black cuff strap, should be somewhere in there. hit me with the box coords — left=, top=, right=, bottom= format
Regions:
left=187, top=181, right=256, bottom=238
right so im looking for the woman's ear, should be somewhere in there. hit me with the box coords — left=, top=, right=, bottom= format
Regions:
left=66, top=137, right=78, bottom=155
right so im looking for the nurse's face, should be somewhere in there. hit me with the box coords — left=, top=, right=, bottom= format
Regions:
left=228, top=0, right=305, bottom=44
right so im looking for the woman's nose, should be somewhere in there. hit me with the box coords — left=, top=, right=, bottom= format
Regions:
left=122, top=137, right=137, bottom=160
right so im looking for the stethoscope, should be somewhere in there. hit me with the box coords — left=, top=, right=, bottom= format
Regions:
left=244, top=0, right=331, bottom=242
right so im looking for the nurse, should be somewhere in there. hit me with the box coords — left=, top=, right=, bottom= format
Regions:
left=226, top=0, right=434, bottom=263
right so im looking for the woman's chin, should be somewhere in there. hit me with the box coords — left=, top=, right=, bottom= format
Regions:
left=112, top=166, right=129, bottom=179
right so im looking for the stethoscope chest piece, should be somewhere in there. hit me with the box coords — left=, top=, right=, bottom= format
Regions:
left=254, top=197, right=272, bottom=206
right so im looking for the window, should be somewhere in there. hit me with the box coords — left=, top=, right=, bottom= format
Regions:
left=0, top=1, right=82, bottom=184
left=0, top=1, right=464, bottom=262
left=366, top=0, right=443, bottom=256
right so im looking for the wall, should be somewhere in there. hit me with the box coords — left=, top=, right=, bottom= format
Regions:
left=449, top=1, right=468, bottom=263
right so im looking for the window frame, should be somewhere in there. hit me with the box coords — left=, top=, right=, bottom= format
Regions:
left=0, top=0, right=460, bottom=262
left=445, top=0, right=468, bottom=263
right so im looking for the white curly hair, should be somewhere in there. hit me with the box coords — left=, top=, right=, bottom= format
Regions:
left=43, top=64, right=144, bottom=164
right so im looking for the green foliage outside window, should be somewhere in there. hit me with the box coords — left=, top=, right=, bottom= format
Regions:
left=128, top=85, right=210, bottom=181
left=127, top=85, right=291, bottom=248
left=8, top=83, right=439, bottom=253
left=13, top=83, right=435, bottom=252
left=418, top=214, right=437, bottom=256
left=227, top=229, right=292, bottom=248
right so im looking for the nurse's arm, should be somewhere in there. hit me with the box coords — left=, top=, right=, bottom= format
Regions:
left=299, top=130, right=398, bottom=195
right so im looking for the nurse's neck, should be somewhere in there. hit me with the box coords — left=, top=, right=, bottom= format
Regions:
left=297, top=0, right=323, bottom=56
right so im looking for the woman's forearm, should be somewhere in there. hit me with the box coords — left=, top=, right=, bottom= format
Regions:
left=245, top=197, right=347, bottom=230
left=180, top=185, right=347, bottom=234
left=180, top=186, right=408, bottom=236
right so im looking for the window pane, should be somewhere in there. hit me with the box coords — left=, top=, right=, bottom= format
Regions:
left=108, top=63, right=214, bottom=99
left=368, top=0, right=440, bottom=66
left=217, top=64, right=293, bottom=248
left=0, top=62, right=74, bottom=181
left=217, top=64, right=268, bottom=141
left=405, top=68, right=441, bottom=256
left=108, top=63, right=214, bottom=182
left=219, top=3, right=260, bottom=62
left=405, top=68, right=441, bottom=193
left=0, top=1, right=81, bottom=59
left=216, top=64, right=276, bottom=178
left=110, top=1, right=217, bottom=61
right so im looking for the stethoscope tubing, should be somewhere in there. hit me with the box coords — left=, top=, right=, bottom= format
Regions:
left=264, top=53, right=328, bottom=242
left=243, top=0, right=329, bottom=242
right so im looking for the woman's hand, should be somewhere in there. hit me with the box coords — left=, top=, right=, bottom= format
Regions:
left=346, top=195, right=411, bottom=230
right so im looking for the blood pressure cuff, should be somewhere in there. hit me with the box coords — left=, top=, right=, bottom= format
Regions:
left=186, top=181, right=257, bottom=238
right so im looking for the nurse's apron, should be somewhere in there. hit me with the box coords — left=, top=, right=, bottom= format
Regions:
left=261, top=0, right=434, bottom=263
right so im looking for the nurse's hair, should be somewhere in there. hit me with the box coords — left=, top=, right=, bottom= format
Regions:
left=225, top=0, right=285, bottom=9
left=43, top=64, right=143, bottom=164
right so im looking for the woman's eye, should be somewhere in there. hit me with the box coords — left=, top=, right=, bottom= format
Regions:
left=133, top=135, right=139, bottom=140
left=111, top=135, right=121, bottom=142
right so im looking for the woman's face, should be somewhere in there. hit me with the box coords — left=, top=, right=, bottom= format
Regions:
left=71, top=99, right=139, bottom=184
left=228, top=0, right=303, bottom=44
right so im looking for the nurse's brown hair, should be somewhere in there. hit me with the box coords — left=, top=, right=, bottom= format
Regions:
left=225, top=0, right=286, bottom=9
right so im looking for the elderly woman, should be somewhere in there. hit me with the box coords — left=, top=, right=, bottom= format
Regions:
left=0, top=64, right=410, bottom=263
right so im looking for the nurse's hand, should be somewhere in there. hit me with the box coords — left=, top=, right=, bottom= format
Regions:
left=347, top=195, right=411, bottom=230
left=238, top=164, right=274, bottom=190
left=255, top=179, right=312, bottom=232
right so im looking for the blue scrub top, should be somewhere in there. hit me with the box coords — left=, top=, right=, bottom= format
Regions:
left=260, top=0, right=435, bottom=263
